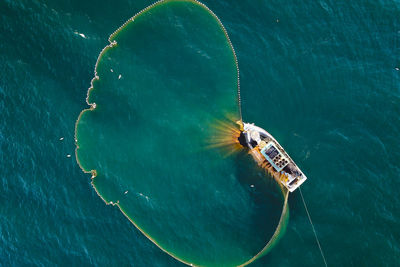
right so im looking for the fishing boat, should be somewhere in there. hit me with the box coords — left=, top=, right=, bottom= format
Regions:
left=239, top=122, right=307, bottom=192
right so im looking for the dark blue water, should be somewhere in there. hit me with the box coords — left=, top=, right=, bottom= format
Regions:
left=1, top=0, right=399, bottom=266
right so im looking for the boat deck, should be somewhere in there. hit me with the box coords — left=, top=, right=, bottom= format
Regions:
left=242, top=123, right=307, bottom=192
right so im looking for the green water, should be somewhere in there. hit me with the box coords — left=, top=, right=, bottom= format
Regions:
left=76, top=1, right=285, bottom=265
left=1, top=0, right=399, bottom=266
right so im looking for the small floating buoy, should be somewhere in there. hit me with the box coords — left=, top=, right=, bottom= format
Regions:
left=276, top=19, right=279, bottom=23
left=250, top=184, right=254, bottom=188
left=67, top=154, right=71, bottom=158
left=118, top=74, right=122, bottom=79
left=59, top=137, right=64, bottom=141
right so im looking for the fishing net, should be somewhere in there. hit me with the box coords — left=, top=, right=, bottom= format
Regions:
left=75, top=1, right=289, bottom=265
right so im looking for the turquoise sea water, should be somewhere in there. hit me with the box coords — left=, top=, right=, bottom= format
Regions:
left=1, top=0, right=400, bottom=266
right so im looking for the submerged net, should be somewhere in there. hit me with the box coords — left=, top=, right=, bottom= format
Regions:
left=75, top=0, right=289, bottom=266
left=239, top=185, right=289, bottom=266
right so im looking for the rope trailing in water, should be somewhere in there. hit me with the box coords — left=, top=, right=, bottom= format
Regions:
left=299, top=187, right=328, bottom=267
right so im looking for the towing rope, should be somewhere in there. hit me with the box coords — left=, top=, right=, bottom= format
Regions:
left=299, top=187, right=328, bottom=266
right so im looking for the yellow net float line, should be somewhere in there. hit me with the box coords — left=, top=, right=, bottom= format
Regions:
left=78, top=1, right=289, bottom=266
left=240, top=148, right=290, bottom=266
